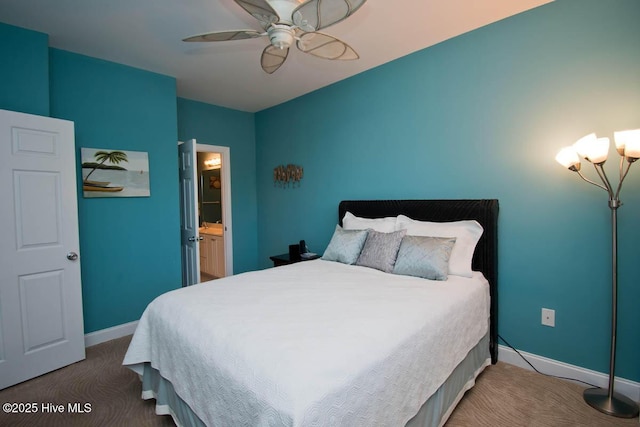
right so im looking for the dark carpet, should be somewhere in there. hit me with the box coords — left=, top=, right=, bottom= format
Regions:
left=0, top=336, right=636, bottom=426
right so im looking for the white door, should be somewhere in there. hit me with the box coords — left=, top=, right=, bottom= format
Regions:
left=0, top=109, right=85, bottom=389
left=178, top=139, right=200, bottom=286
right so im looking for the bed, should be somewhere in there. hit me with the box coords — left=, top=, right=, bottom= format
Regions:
left=124, top=199, right=499, bottom=427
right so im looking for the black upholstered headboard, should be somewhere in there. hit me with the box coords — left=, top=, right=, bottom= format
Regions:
left=338, top=199, right=499, bottom=364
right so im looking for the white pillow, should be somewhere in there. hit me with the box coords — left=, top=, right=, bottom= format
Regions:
left=395, top=214, right=483, bottom=278
left=342, top=211, right=397, bottom=233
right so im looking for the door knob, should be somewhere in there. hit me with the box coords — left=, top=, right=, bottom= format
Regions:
left=67, top=252, right=78, bottom=261
left=188, top=236, right=204, bottom=242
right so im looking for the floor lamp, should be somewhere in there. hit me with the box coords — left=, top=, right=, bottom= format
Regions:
left=555, top=130, right=640, bottom=418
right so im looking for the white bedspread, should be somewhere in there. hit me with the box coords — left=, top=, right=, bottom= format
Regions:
left=123, top=259, right=490, bottom=427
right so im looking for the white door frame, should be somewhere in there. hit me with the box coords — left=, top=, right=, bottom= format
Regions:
left=197, top=144, right=233, bottom=276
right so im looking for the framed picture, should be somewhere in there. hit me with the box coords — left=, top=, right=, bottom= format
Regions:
left=81, top=148, right=150, bottom=198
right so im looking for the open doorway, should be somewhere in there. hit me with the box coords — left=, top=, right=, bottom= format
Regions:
left=179, top=141, right=233, bottom=286
left=197, top=144, right=233, bottom=281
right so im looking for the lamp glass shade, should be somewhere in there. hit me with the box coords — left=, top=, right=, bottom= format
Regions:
left=573, top=133, right=598, bottom=159
left=589, top=138, right=610, bottom=164
left=625, top=140, right=640, bottom=159
left=556, top=146, right=580, bottom=169
left=573, top=134, right=609, bottom=163
left=614, top=129, right=640, bottom=158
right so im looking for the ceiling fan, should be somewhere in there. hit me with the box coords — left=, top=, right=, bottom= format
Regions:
left=183, top=0, right=367, bottom=74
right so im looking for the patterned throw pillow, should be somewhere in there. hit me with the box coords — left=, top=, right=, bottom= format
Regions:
left=396, top=215, right=483, bottom=278
left=321, top=225, right=369, bottom=265
left=392, top=236, right=456, bottom=281
left=356, top=229, right=406, bottom=273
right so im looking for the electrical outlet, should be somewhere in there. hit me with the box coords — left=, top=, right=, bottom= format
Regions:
left=541, top=308, right=555, bottom=327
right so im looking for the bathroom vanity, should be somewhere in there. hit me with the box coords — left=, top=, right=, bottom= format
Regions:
left=199, top=224, right=225, bottom=279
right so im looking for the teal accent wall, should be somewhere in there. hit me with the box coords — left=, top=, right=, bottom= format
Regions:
left=0, top=22, right=50, bottom=115
left=49, top=49, right=182, bottom=333
left=177, top=98, right=258, bottom=274
left=255, top=0, right=640, bottom=381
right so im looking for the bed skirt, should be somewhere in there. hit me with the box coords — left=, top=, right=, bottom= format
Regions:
left=407, top=333, right=490, bottom=427
left=135, top=333, right=490, bottom=427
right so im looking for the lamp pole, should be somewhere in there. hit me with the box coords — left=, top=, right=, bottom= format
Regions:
left=556, top=132, right=639, bottom=418
left=581, top=177, right=636, bottom=417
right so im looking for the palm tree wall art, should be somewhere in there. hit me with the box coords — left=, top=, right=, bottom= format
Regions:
left=81, top=148, right=150, bottom=198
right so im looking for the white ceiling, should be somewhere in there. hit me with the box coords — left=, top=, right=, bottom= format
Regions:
left=0, top=0, right=552, bottom=112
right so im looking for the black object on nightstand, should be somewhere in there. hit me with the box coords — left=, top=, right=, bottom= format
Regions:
left=270, top=252, right=320, bottom=267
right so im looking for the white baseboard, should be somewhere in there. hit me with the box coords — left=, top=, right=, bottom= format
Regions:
left=84, top=320, right=138, bottom=348
left=499, top=344, right=640, bottom=404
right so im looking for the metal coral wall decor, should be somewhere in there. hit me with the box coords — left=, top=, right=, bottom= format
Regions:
left=274, top=164, right=304, bottom=188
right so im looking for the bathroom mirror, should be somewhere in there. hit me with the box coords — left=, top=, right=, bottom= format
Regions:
left=197, top=152, right=222, bottom=224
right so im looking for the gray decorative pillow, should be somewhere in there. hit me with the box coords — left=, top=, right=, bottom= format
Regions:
left=321, top=225, right=369, bottom=265
left=393, top=236, right=456, bottom=281
left=356, top=229, right=406, bottom=273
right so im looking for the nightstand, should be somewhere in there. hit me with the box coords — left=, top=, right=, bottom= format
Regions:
left=269, top=253, right=320, bottom=267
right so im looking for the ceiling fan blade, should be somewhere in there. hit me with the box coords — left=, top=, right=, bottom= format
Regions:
left=234, top=0, right=280, bottom=26
left=297, top=32, right=359, bottom=60
left=183, top=30, right=263, bottom=42
left=261, top=45, right=289, bottom=74
left=292, top=0, right=367, bottom=31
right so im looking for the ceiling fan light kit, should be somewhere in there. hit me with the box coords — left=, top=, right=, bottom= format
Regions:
left=184, top=0, right=367, bottom=74
left=268, top=25, right=295, bottom=50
